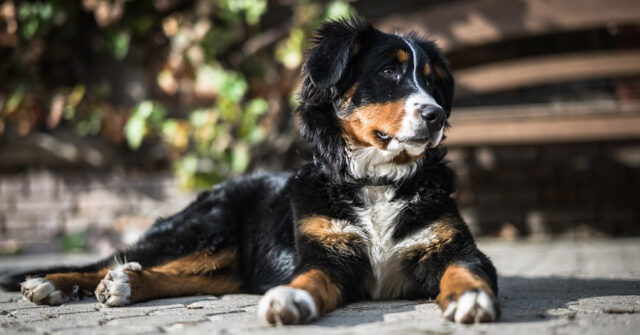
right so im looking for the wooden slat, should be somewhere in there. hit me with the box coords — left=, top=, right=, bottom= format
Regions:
left=373, top=0, right=640, bottom=51
left=454, top=50, right=640, bottom=95
left=446, top=102, right=640, bottom=145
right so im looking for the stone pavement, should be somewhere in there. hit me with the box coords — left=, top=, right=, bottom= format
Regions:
left=1, top=238, right=639, bottom=335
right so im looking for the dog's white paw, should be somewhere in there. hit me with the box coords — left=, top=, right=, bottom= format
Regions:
left=21, top=278, right=66, bottom=305
left=95, top=262, right=141, bottom=307
left=258, top=286, right=318, bottom=325
left=442, top=289, right=498, bottom=324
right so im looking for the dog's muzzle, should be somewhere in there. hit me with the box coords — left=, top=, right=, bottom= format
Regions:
left=399, top=104, right=445, bottom=149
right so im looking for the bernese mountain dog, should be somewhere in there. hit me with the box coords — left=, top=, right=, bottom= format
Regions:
left=0, top=17, right=499, bottom=325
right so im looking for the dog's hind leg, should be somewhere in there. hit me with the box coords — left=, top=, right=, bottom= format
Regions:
left=7, top=180, right=259, bottom=306
left=17, top=247, right=242, bottom=307
left=20, top=268, right=109, bottom=305
left=95, top=247, right=242, bottom=307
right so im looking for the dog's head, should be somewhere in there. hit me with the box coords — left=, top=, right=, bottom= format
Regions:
left=298, top=17, right=454, bottom=183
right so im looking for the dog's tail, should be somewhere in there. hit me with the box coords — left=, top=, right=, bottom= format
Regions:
left=0, top=258, right=113, bottom=292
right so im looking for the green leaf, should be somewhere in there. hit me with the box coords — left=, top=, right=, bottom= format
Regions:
left=162, top=119, right=178, bottom=138
left=189, top=109, right=211, bottom=127
left=67, top=85, right=85, bottom=107
left=107, top=30, right=131, bottom=60
left=247, top=126, right=264, bottom=144
left=325, top=1, right=354, bottom=20
left=231, top=144, right=250, bottom=174
left=124, top=101, right=165, bottom=149
left=75, top=108, right=102, bottom=136
left=275, top=28, right=305, bottom=69
left=124, top=115, right=146, bottom=149
left=149, top=104, right=166, bottom=126
left=217, top=0, right=267, bottom=24
left=133, top=101, right=154, bottom=119
left=289, top=88, right=300, bottom=109
left=180, top=155, right=199, bottom=174
left=39, top=2, right=54, bottom=21
left=220, top=72, right=248, bottom=102
left=246, top=98, right=268, bottom=116
left=18, top=3, right=31, bottom=20
left=61, top=232, right=86, bottom=252
left=22, top=17, right=40, bottom=39
left=245, top=0, right=267, bottom=25
left=5, top=89, right=25, bottom=115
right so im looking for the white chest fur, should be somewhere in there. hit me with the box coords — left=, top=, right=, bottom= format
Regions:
left=353, top=186, right=435, bottom=299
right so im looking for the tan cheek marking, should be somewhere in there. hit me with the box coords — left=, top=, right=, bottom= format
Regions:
left=299, top=216, right=365, bottom=255
left=288, top=269, right=341, bottom=315
left=341, top=119, right=371, bottom=148
left=396, top=49, right=409, bottom=63
left=341, top=100, right=406, bottom=149
left=424, top=63, right=431, bottom=76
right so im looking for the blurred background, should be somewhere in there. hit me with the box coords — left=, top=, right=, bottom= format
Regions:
left=0, top=0, right=639, bottom=255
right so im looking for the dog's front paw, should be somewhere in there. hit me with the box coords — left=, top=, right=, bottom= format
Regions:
left=21, top=278, right=67, bottom=305
left=440, top=289, right=499, bottom=324
left=95, top=262, right=141, bottom=307
left=258, top=286, right=318, bottom=325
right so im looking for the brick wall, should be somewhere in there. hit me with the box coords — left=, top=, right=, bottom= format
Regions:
left=0, top=170, right=195, bottom=255
left=452, top=141, right=640, bottom=238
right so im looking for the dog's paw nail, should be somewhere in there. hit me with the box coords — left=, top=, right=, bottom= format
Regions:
left=257, top=286, right=318, bottom=325
left=20, top=278, right=66, bottom=306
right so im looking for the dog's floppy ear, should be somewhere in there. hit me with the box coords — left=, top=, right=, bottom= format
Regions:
left=305, top=17, right=372, bottom=89
left=415, top=39, right=454, bottom=114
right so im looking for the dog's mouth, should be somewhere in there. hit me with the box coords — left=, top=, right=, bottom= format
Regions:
left=401, top=137, right=430, bottom=145
left=375, top=129, right=443, bottom=152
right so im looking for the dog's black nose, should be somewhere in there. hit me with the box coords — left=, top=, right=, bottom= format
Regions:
left=419, top=105, right=445, bottom=132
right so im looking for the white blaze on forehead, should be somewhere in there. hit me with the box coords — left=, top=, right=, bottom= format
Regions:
left=401, top=37, right=430, bottom=96
left=392, top=37, right=444, bottom=145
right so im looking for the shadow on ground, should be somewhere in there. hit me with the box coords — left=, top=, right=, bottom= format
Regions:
left=314, top=275, right=640, bottom=327
left=497, top=276, right=640, bottom=322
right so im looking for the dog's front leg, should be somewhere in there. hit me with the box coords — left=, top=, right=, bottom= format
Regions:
left=258, top=268, right=341, bottom=325
left=258, top=215, right=367, bottom=325
left=436, top=263, right=500, bottom=323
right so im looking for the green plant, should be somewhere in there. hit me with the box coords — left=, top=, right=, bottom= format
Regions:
left=0, top=0, right=356, bottom=188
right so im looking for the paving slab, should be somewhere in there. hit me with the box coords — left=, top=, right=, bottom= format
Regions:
left=0, top=238, right=639, bottom=334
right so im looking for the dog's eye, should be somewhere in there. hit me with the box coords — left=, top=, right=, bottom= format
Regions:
left=379, top=66, right=397, bottom=79
left=375, top=131, right=392, bottom=142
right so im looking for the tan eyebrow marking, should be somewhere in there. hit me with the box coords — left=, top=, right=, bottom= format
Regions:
left=352, top=38, right=362, bottom=55
left=424, top=63, right=431, bottom=76
left=396, top=49, right=409, bottom=63
left=433, top=63, right=449, bottom=81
